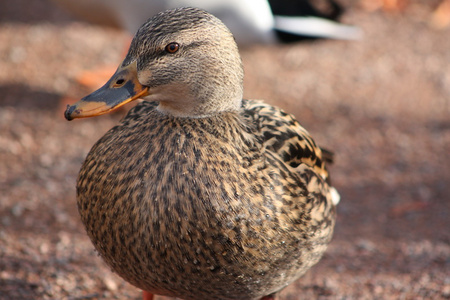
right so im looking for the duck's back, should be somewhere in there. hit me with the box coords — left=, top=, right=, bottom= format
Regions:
left=76, top=99, right=337, bottom=300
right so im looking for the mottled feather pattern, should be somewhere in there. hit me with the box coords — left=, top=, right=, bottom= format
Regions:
left=63, top=7, right=339, bottom=300
left=76, top=99, right=336, bottom=300
left=242, top=100, right=329, bottom=178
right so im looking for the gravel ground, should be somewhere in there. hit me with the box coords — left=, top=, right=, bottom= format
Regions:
left=0, top=0, right=449, bottom=299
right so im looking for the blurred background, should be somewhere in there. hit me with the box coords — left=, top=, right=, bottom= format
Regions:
left=0, top=0, right=449, bottom=299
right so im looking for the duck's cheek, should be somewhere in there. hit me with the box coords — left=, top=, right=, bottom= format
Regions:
left=137, top=69, right=154, bottom=86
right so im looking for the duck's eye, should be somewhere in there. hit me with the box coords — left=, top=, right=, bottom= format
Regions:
left=113, top=78, right=125, bottom=88
left=165, top=43, right=179, bottom=54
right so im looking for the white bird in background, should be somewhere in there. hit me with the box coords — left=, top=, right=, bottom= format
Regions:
left=52, top=0, right=362, bottom=44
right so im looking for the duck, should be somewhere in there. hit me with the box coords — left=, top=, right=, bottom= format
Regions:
left=64, top=7, right=340, bottom=300
left=52, top=0, right=362, bottom=44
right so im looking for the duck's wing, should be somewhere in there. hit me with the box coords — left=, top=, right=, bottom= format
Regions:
left=242, top=100, right=329, bottom=178
left=241, top=99, right=340, bottom=206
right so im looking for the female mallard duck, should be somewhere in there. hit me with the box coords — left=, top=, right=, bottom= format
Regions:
left=65, top=7, right=340, bottom=300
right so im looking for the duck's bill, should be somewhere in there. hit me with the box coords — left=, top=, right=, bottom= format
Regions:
left=64, top=61, right=149, bottom=121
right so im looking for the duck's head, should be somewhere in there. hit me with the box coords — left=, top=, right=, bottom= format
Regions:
left=65, top=7, right=244, bottom=120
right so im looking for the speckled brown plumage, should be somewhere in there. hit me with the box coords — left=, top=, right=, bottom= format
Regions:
left=66, top=7, right=339, bottom=300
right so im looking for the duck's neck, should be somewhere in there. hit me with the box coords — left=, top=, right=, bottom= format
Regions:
left=148, top=82, right=243, bottom=118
